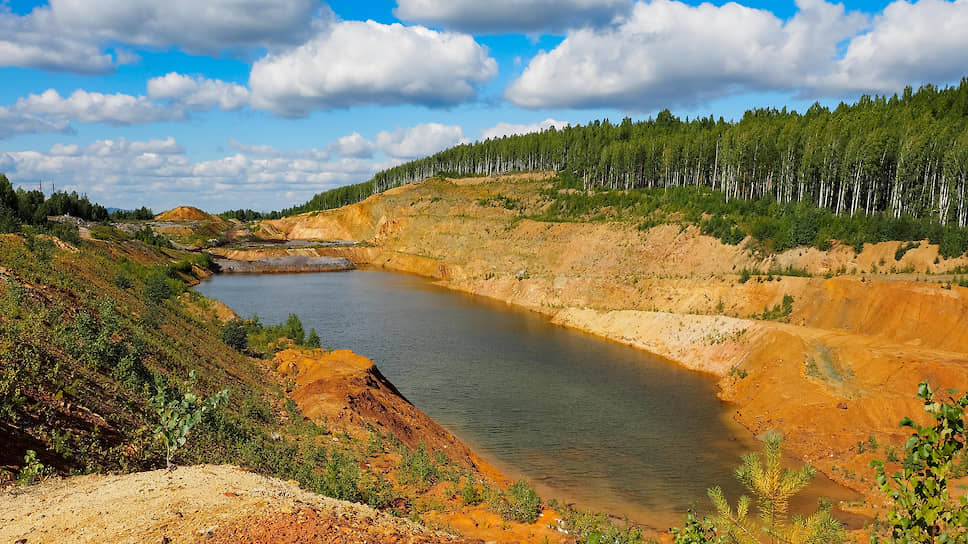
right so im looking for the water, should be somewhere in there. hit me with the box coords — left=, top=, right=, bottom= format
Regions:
left=196, top=270, right=858, bottom=528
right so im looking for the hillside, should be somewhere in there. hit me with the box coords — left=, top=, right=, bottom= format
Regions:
left=224, top=172, right=968, bottom=510
left=0, top=230, right=581, bottom=544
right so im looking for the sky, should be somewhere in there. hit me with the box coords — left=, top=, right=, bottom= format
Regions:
left=0, top=0, right=966, bottom=212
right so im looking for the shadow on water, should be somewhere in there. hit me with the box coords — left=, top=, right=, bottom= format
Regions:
left=196, top=270, right=861, bottom=530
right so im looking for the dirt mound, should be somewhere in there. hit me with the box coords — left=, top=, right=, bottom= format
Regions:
left=156, top=206, right=218, bottom=222
left=0, top=465, right=469, bottom=544
left=275, top=349, right=506, bottom=483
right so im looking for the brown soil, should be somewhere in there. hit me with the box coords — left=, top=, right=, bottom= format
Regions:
left=155, top=206, right=220, bottom=223
left=237, top=173, right=968, bottom=514
left=275, top=348, right=507, bottom=483
left=272, top=348, right=576, bottom=544
left=0, top=465, right=471, bottom=544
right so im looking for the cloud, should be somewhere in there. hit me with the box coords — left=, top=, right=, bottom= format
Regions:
left=0, top=6, right=119, bottom=74
left=816, top=0, right=968, bottom=94
left=227, top=138, right=330, bottom=160
left=507, top=0, right=870, bottom=111
left=0, top=0, right=319, bottom=73
left=480, top=118, right=570, bottom=140
left=147, top=73, right=250, bottom=111
left=249, top=21, right=497, bottom=117
left=376, top=123, right=468, bottom=159
left=326, top=132, right=377, bottom=158
left=0, top=107, right=72, bottom=139
left=11, top=89, right=178, bottom=125
left=1, top=137, right=385, bottom=212
left=3, top=76, right=251, bottom=133
left=394, top=0, right=631, bottom=34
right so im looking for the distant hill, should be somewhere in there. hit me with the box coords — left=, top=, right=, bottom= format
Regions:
left=155, top=205, right=219, bottom=222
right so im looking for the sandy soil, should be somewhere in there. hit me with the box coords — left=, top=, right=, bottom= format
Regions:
left=0, top=465, right=472, bottom=544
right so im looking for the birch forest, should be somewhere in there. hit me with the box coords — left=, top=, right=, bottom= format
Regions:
left=366, top=80, right=968, bottom=227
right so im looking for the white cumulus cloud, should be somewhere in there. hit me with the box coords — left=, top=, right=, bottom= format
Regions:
left=45, top=0, right=321, bottom=54
left=506, top=0, right=867, bottom=111
left=480, top=118, right=570, bottom=141
left=0, top=107, right=72, bottom=139
left=326, top=132, right=377, bottom=158
left=147, top=73, right=250, bottom=111
left=11, top=89, right=178, bottom=125
left=249, top=20, right=498, bottom=117
left=376, top=123, right=468, bottom=159
left=0, top=0, right=319, bottom=73
left=394, top=0, right=631, bottom=34
left=816, top=0, right=968, bottom=94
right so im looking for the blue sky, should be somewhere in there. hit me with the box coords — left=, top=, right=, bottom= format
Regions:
left=0, top=0, right=965, bottom=212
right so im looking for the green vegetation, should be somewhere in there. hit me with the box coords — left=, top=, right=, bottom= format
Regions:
left=0, top=173, right=108, bottom=231
left=490, top=479, right=542, bottom=523
left=109, top=207, right=154, bottom=220
left=221, top=319, right=249, bottom=351
left=17, top=450, right=50, bottom=485
left=133, top=225, right=173, bottom=248
left=149, top=371, right=228, bottom=469
left=759, top=294, right=794, bottom=321
left=870, top=382, right=968, bottom=543
left=707, top=434, right=845, bottom=544
left=557, top=505, right=646, bottom=544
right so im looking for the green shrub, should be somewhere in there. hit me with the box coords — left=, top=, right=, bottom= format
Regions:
left=306, top=328, right=321, bottom=349
left=221, top=319, right=249, bottom=351
left=16, top=450, right=49, bottom=485
left=149, top=371, right=229, bottom=469
left=283, top=313, right=305, bottom=345
left=398, top=442, right=438, bottom=490
left=491, top=479, right=542, bottom=523
left=870, top=382, right=968, bottom=543
left=144, top=270, right=175, bottom=303
left=563, top=507, right=646, bottom=544
left=460, top=475, right=484, bottom=506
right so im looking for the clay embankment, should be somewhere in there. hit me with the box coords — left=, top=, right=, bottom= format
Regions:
left=232, top=174, right=968, bottom=509
left=275, top=348, right=503, bottom=481
left=272, top=348, right=572, bottom=544
left=214, top=255, right=355, bottom=274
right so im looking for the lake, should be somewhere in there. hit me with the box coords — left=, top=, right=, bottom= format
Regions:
left=196, top=270, right=857, bottom=528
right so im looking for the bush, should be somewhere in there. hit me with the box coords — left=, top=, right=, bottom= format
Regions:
left=221, top=319, right=249, bottom=351
left=306, top=328, right=321, bottom=349
left=283, top=313, right=305, bottom=346
left=144, top=270, right=175, bottom=303
left=398, top=442, right=438, bottom=490
left=491, top=479, right=542, bottom=523
left=870, top=382, right=968, bottom=543
left=150, top=371, right=229, bottom=469
left=460, top=475, right=484, bottom=506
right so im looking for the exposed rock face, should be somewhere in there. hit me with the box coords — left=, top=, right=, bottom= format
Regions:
left=214, top=255, right=355, bottom=274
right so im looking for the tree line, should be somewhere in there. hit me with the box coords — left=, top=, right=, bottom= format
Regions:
left=289, top=79, right=968, bottom=229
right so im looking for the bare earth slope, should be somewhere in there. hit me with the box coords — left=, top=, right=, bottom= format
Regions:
left=0, top=464, right=471, bottom=544
left=218, top=173, right=968, bottom=509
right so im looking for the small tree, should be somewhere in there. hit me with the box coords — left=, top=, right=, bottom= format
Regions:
left=221, top=319, right=248, bottom=351
left=149, top=371, right=228, bottom=470
left=707, top=433, right=844, bottom=544
left=283, top=313, right=305, bottom=345
left=871, top=382, right=968, bottom=543
left=306, top=328, right=321, bottom=349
